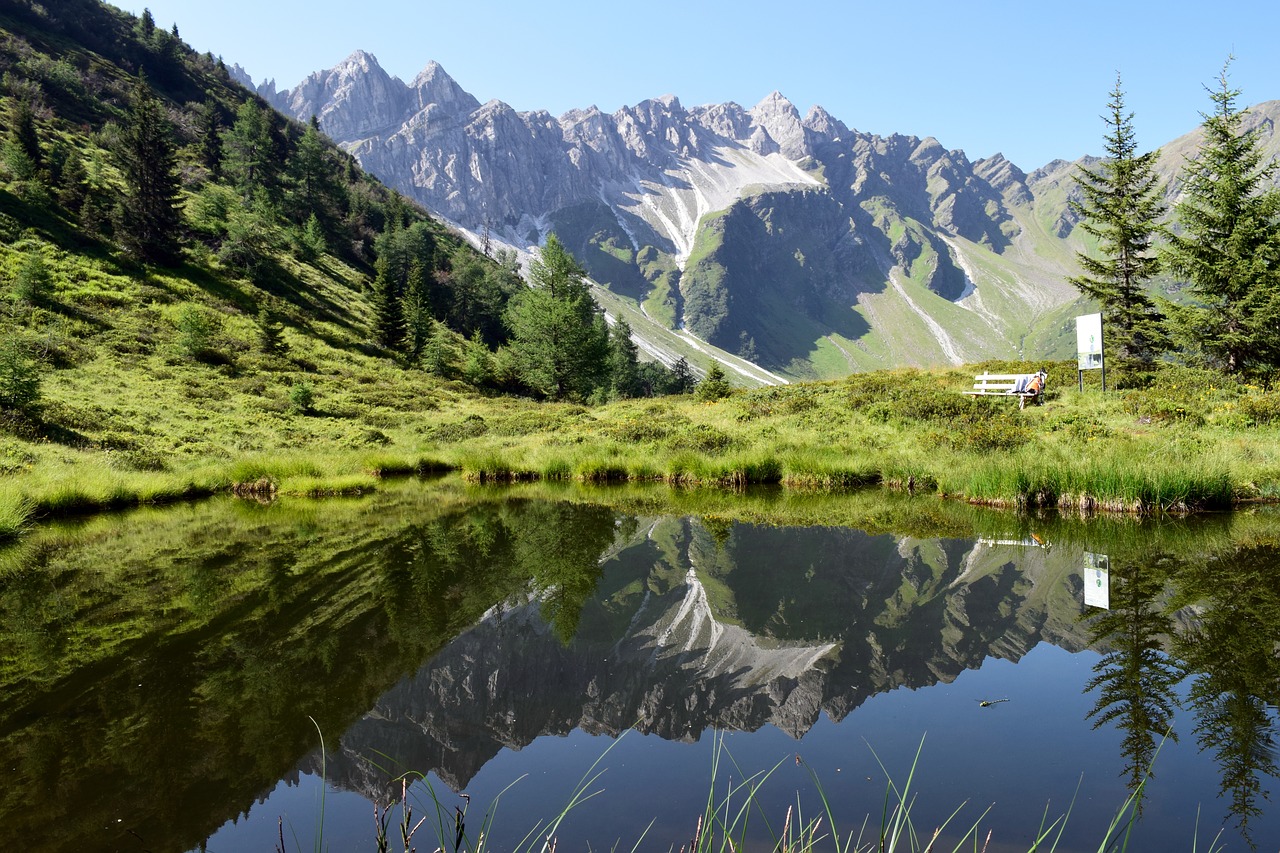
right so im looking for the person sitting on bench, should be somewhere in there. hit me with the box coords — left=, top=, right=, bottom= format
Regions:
left=1013, top=370, right=1047, bottom=396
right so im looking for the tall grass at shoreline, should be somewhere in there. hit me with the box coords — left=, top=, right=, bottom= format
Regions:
left=3, top=360, right=1278, bottom=535
left=284, top=733, right=1224, bottom=853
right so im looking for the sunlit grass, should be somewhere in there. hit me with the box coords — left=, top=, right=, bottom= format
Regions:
left=4, top=342, right=1279, bottom=536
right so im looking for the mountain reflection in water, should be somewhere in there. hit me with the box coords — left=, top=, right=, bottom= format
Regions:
left=0, top=482, right=1276, bottom=852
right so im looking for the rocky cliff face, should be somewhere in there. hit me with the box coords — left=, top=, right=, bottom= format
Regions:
left=250, top=55, right=1279, bottom=379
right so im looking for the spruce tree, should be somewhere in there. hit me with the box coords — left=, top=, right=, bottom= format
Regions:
left=1164, top=61, right=1280, bottom=378
left=694, top=363, right=732, bottom=401
left=117, top=77, right=183, bottom=265
left=0, top=338, right=42, bottom=413
left=462, top=330, right=494, bottom=387
left=503, top=234, right=608, bottom=400
left=608, top=317, right=642, bottom=399
left=370, top=254, right=404, bottom=350
left=669, top=356, right=695, bottom=394
left=1069, top=75, right=1169, bottom=375
left=195, top=98, right=223, bottom=178
left=11, top=99, right=43, bottom=174
left=401, top=260, right=433, bottom=361
left=421, top=319, right=455, bottom=377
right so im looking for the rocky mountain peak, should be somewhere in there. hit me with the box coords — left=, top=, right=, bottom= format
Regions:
left=408, top=60, right=479, bottom=116
left=275, top=50, right=412, bottom=139
left=973, top=153, right=1033, bottom=206
left=802, top=104, right=847, bottom=140
left=749, top=91, right=809, bottom=159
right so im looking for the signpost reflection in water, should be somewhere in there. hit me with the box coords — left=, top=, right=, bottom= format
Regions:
left=0, top=483, right=1276, bottom=851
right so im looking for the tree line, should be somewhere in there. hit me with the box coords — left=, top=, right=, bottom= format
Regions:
left=1, top=2, right=709, bottom=411
left=1070, top=60, right=1280, bottom=384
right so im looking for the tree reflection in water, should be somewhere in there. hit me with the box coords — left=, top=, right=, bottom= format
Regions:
left=1083, top=557, right=1186, bottom=810
left=1174, top=545, right=1280, bottom=846
left=1084, top=540, right=1280, bottom=846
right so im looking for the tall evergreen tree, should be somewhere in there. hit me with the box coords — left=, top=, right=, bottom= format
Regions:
left=370, top=252, right=404, bottom=350
left=504, top=234, right=608, bottom=400
left=462, top=330, right=494, bottom=387
left=223, top=100, right=278, bottom=202
left=608, top=317, right=642, bottom=399
left=1164, top=61, right=1280, bottom=378
left=285, top=123, right=339, bottom=225
left=195, top=97, right=223, bottom=178
left=10, top=99, right=43, bottom=174
left=1070, top=75, right=1169, bottom=375
left=116, top=77, right=183, bottom=265
left=402, top=260, right=433, bottom=361
left=669, top=356, right=696, bottom=394
left=421, top=319, right=455, bottom=377
left=1084, top=560, right=1185, bottom=808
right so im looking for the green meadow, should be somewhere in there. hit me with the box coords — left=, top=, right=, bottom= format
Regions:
left=3, top=342, right=1278, bottom=541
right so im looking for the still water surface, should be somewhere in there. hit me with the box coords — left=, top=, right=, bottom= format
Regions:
left=1, top=479, right=1277, bottom=852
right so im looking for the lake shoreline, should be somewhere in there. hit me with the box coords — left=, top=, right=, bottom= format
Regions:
left=3, top=360, right=1277, bottom=539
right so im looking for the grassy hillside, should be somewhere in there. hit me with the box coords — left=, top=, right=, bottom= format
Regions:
left=1, top=1, right=1278, bottom=543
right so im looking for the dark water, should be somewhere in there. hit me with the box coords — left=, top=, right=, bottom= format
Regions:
left=1, top=480, right=1277, bottom=852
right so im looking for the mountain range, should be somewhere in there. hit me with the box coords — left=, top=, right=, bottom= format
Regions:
left=235, top=54, right=1280, bottom=381
left=304, top=516, right=1093, bottom=796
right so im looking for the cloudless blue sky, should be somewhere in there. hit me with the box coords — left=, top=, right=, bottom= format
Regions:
left=123, top=0, right=1279, bottom=169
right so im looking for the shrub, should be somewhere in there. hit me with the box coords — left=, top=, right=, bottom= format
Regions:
left=289, top=381, right=315, bottom=415
left=1237, top=393, right=1280, bottom=426
left=1122, top=390, right=1207, bottom=426
left=694, top=363, right=732, bottom=401
left=176, top=304, right=222, bottom=359
left=12, top=250, right=53, bottom=305
left=427, top=414, right=488, bottom=443
left=602, top=412, right=688, bottom=443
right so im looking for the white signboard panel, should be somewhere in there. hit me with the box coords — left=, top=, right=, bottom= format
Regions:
left=1077, top=313, right=1104, bottom=370
left=1084, top=552, right=1110, bottom=609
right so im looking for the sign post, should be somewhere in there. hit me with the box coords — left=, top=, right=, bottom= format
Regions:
left=1084, top=552, right=1111, bottom=609
left=1076, top=312, right=1105, bottom=392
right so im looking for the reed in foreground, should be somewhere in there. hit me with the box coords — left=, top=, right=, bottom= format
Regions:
left=280, top=732, right=1225, bottom=853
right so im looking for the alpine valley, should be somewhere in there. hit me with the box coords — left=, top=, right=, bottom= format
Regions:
left=238, top=53, right=1280, bottom=383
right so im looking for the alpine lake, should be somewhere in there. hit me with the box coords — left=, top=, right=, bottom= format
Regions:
left=2, top=476, right=1278, bottom=853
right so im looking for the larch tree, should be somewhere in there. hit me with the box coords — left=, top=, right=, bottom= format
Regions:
left=504, top=234, right=608, bottom=400
left=285, top=122, right=340, bottom=226
left=1163, top=60, right=1280, bottom=379
left=223, top=100, right=279, bottom=203
left=1069, top=74, right=1169, bottom=375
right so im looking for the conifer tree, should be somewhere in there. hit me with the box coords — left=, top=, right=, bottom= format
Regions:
left=223, top=100, right=278, bottom=202
left=11, top=99, right=43, bottom=174
left=669, top=356, right=695, bottom=394
left=1069, top=76, right=1169, bottom=375
left=504, top=234, right=608, bottom=400
left=137, top=8, right=155, bottom=41
left=1164, top=61, right=1280, bottom=378
left=117, top=76, right=182, bottom=265
left=0, top=338, right=42, bottom=413
left=463, top=330, right=494, bottom=387
left=286, top=123, right=339, bottom=224
left=694, top=362, right=732, bottom=401
left=370, top=253, right=404, bottom=350
left=421, top=319, right=455, bottom=377
left=401, top=260, right=433, bottom=361
left=608, top=317, right=642, bottom=399
left=195, top=98, right=223, bottom=178
left=3, top=100, right=43, bottom=194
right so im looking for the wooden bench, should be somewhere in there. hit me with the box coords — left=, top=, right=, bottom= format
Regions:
left=965, top=371, right=1047, bottom=409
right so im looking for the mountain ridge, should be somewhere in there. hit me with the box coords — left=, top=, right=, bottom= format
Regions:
left=235, top=53, right=1280, bottom=380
